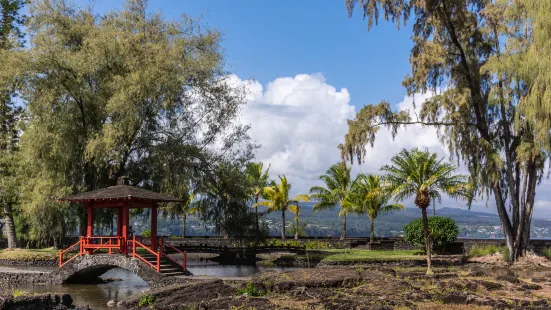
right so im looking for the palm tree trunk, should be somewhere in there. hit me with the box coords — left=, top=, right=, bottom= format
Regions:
left=340, top=213, right=347, bottom=240
left=295, top=216, right=299, bottom=240
left=370, top=217, right=375, bottom=244
left=281, top=208, right=286, bottom=240
left=4, top=205, right=16, bottom=249
left=421, top=207, right=432, bottom=274
left=182, top=213, right=187, bottom=239
left=255, top=197, right=259, bottom=238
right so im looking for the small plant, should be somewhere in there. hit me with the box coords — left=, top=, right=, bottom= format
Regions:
left=141, top=229, right=151, bottom=238
left=236, top=282, right=266, bottom=297
left=138, top=295, right=155, bottom=307
left=12, top=290, right=24, bottom=297
left=467, top=244, right=510, bottom=261
left=542, top=247, right=551, bottom=260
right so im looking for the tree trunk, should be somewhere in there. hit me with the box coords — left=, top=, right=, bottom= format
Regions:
left=295, top=216, right=299, bottom=240
left=182, top=213, right=187, bottom=239
left=369, top=217, right=375, bottom=244
left=281, top=208, right=286, bottom=240
left=341, top=213, right=347, bottom=240
left=4, top=205, right=16, bottom=248
left=421, top=207, right=432, bottom=274
left=255, top=197, right=259, bottom=238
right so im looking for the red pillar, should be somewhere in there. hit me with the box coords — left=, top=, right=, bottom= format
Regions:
left=117, top=207, right=123, bottom=253
left=87, top=204, right=94, bottom=237
left=151, top=204, right=158, bottom=252
left=122, top=202, right=129, bottom=254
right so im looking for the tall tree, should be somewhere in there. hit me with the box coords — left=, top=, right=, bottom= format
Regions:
left=351, top=174, right=403, bottom=244
left=246, top=162, right=270, bottom=237
left=343, top=0, right=550, bottom=261
left=260, top=176, right=309, bottom=240
left=310, top=163, right=357, bottom=240
left=0, top=0, right=25, bottom=248
left=382, top=149, right=472, bottom=274
left=289, top=195, right=309, bottom=240
left=12, top=0, right=251, bottom=245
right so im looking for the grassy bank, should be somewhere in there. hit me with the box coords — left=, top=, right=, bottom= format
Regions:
left=0, top=248, right=59, bottom=261
left=321, top=249, right=424, bottom=262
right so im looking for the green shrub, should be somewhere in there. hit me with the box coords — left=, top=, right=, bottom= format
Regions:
left=138, top=295, right=155, bottom=307
left=251, top=239, right=348, bottom=250
left=237, top=282, right=266, bottom=297
left=403, top=216, right=458, bottom=252
left=542, top=247, right=551, bottom=260
left=467, top=244, right=510, bottom=261
left=141, top=229, right=151, bottom=238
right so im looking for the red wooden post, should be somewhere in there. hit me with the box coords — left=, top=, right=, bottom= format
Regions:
left=132, top=236, right=136, bottom=257
left=79, top=237, right=83, bottom=256
left=86, top=203, right=94, bottom=237
left=59, top=249, right=62, bottom=267
left=122, top=202, right=129, bottom=255
left=151, top=203, right=158, bottom=252
left=117, top=207, right=123, bottom=253
left=86, top=203, right=94, bottom=254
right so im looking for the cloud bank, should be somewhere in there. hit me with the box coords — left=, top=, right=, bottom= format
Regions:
left=232, top=73, right=551, bottom=217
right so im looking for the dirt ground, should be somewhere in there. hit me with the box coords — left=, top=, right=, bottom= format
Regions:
left=122, top=265, right=551, bottom=309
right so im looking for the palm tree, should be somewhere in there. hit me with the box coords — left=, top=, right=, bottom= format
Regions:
left=260, top=176, right=309, bottom=240
left=351, top=174, right=404, bottom=244
left=310, top=163, right=357, bottom=240
left=289, top=195, right=310, bottom=240
left=382, top=148, right=472, bottom=274
left=246, top=162, right=271, bottom=237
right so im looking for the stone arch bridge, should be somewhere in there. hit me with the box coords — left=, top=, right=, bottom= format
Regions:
left=52, top=254, right=189, bottom=284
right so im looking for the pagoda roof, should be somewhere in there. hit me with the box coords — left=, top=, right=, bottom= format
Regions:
left=58, top=184, right=182, bottom=203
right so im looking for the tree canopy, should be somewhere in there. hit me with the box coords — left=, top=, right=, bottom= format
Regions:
left=343, top=0, right=551, bottom=261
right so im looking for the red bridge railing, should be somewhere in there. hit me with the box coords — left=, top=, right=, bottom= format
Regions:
left=59, top=236, right=187, bottom=274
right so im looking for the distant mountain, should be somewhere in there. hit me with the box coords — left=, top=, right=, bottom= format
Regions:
left=262, top=203, right=551, bottom=239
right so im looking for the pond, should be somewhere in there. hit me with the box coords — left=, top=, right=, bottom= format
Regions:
left=2, top=261, right=298, bottom=310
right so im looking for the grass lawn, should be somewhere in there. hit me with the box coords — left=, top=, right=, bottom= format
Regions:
left=0, top=248, right=60, bottom=261
left=321, top=249, right=425, bottom=262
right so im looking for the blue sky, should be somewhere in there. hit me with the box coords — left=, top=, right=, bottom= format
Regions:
left=77, top=0, right=413, bottom=110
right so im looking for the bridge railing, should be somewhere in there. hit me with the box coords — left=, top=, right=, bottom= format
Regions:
left=59, top=237, right=83, bottom=267
left=83, top=236, right=122, bottom=254
left=161, top=238, right=187, bottom=271
left=131, top=236, right=160, bottom=272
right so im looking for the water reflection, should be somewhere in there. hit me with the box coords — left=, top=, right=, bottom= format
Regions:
left=8, top=268, right=149, bottom=310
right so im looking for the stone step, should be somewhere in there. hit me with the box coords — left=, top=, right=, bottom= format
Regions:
left=161, top=271, right=186, bottom=276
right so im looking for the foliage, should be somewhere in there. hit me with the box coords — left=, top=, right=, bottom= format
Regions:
left=255, top=239, right=348, bottom=250
left=138, top=295, right=155, bottom=307
left=467, top=244, right=510, bottom=262
left=6, top=0, right=253, bottom=244
left=403, top=217, right=459, bottom=252
left=0, top=248, right=59, bottom=261
left=246, top=162, right=271, bottom=236
left=310, top=163, right=358, bottom=239
left=322, top=249, right=424, bottom=263
left=383, top=149, right=470, bottom=273
left=541, top=248, right=551, bottom=261
left=196, top=161, right=257, bottom=238
left=350, top=174, right=404, bottom=242
left=0, top=0, right=26, bottom=249
left=12, top=290, right=24, bottom=297
left=141, top=229, right=151, bottom=238
left=259, top=176, right=309, bottom=240
left=343, top=0, right=550, bottom=261
left=236, top=282, right=267, bottom=297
